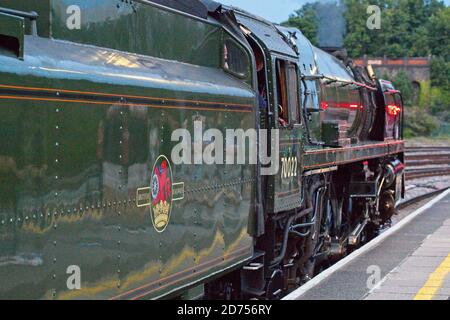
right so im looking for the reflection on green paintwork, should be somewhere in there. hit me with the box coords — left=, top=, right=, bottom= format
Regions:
left=0, top=0, right=255, bottom=299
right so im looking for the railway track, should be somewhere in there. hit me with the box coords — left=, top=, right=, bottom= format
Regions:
left=405, top=146, right=450, bottom=180
left=397, top=187, right=450, bottom=210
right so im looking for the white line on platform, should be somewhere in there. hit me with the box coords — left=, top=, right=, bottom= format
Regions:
left=282, top=188, right=450, bottom=300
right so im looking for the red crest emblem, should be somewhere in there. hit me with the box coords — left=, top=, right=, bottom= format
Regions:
left=150, top=155, right=173, bottom=232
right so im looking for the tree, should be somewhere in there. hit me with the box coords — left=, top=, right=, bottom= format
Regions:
left=392, top=71, right=414, bottom=106
left=431, top=57, right=450, bottom=88
left=282, top=4, right=319, bottom=46
left=427, top=6, right=450, bottom=59
left=283, top=0, right=449, bottom=137
left=430, top=57, right=450, bottom=122
left=403, top=107, right=440, bottom=137
left=342, top=0, right=372, bottom=57
left=342, top=0, right=445, bottom=57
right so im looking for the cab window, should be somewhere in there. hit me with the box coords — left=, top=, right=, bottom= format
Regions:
left=286, top=63, right=300, bottom=124
left=223, top=38, right=249, bottom=78
left=276, top=60, right=300, bottom=127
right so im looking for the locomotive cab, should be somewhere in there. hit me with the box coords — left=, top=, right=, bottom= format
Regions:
left=235, top=11, right=304, bottom=216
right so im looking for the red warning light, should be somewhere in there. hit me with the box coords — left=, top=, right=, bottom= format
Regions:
left=386, top=104, right=401, bottom=116
left=320, top=102, right=363, bottom=110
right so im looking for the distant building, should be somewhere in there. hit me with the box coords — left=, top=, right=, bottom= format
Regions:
left=354, top=56, right=431, bottom=104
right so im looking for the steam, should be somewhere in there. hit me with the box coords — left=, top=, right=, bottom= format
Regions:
left=314, top=0, right=347, bottom=48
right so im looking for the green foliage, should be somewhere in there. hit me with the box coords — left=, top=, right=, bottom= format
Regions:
left=430, top=57, right=450, bottom=123
left=282, top=4, right=319, bottom=46
left=428, top=6, right=450, bottom=59
left=430, top=86, right=450, bottom=122
left=282, top=0, right=449, bottom=137
left=417, top=80, right=431, bottom=109
left=391, top=71, right=414, bottom=106
left=341, top=0, right=446, bottom=57
left=282, top=0, right=448, bottom=59
left=431, top=56, right=450, bottom=88
left=404, top=107, right=440, bottom=137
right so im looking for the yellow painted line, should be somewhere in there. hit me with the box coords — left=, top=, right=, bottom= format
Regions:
left=414, top=253, right=450, bottom=300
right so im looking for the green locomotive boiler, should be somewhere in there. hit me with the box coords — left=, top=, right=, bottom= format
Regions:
left=0, top=0, right=404, bottom=299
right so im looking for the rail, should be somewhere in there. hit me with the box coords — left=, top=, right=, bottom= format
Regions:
left=405, top=146, right=450, bottom=180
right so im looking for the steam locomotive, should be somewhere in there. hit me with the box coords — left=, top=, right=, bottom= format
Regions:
left=0, top=0, right=404, bottom=299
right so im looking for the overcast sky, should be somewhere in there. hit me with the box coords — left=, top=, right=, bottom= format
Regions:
left=220, top=0, right=450, bottom=23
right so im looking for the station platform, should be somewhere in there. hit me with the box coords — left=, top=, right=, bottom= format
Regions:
left=284, top=189, right=450, bottom=300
